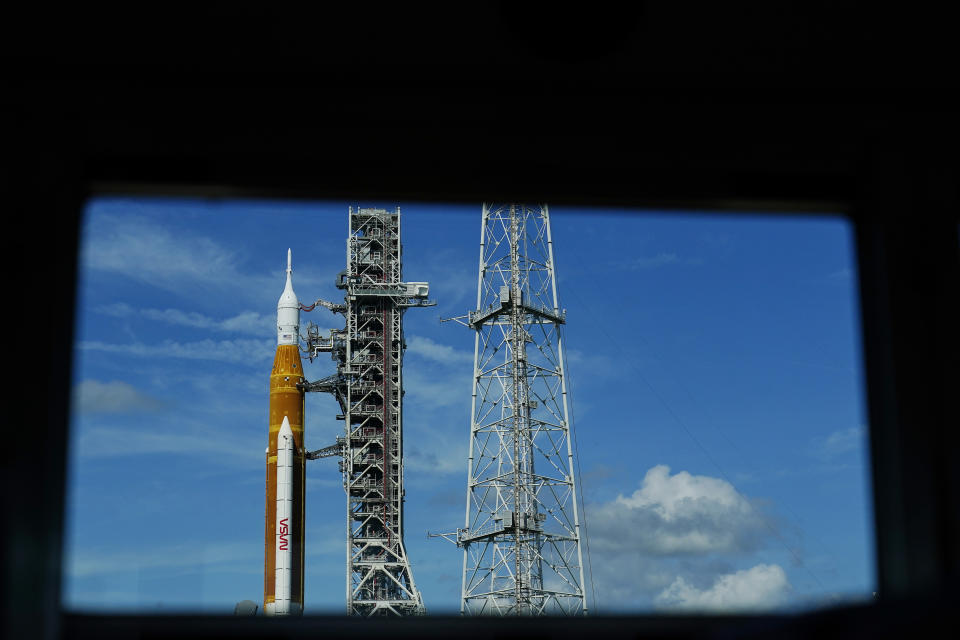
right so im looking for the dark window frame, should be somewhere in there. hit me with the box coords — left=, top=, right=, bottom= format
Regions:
left=7, top=12, right=958, bottom=637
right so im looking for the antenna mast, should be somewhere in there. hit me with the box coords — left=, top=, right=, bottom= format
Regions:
left=445, top=204, right=587, bottom=615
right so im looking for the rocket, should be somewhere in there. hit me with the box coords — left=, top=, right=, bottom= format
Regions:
left=264, top=249, right=305, bottom=616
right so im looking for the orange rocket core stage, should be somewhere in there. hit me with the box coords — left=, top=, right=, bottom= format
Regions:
left=264, top=343, right=306, bottom=613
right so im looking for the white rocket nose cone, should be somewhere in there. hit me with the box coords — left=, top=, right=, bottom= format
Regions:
left=278, top=249, right=298, bottom=308
left=277, top=249, right=300, bottom=346
left=279, top=415, right=293, bottom=440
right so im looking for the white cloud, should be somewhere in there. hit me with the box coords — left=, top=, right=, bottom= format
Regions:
left=700, top=231, right=733, bottom=248
left=95, top=302, right=137, bottom=318
left=583, top=465, right=790, bottom=610
left=827, top=267, right=852, bottom=282
left=654, top=564, right=791, bottom=611
left=625, top=253, right=681, bottom=269
left=816, top=426, right=866, bottom=459
left=400, top=346, right=472, bottom=474
left=73, top=380, right=164, bottom=414
left=405, top=434, right=468, bottom=475
left=406, top=335, right=474, bottom=366
left=80, top=212, right=335, bottom=304
left=67, top=540, right=261, bottom=578
left=409, top=246, right=477, bottom=310
left=591, top=465, right=769, bottom=555
left=609, top=252, right=703, bottom=272
left=78, top=338, right=275, bottom=365
left=403, top=367, right=472, bottom=409
left=82, top=214, right=242, bottom=292
left=74, top=423, right=260, bottom=464
left=219, top=311, right=273, bottom=334
left=581, top=554, right=679, bottom=609
left=402, top=384, right=471, bottom=476
left=564, top=348, right=615, bottom=378
left=97, top=303, right=273, bottom=336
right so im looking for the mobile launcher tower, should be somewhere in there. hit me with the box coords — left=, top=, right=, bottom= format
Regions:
left=301, top=206, right=433, bottom=616
left=438, top=204, right=588, bottom=616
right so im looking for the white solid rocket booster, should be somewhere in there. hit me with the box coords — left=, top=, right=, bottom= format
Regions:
left=274, top=415, right=294, bottom=616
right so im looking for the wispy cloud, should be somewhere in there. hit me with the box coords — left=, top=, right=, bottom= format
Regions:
left=72, top=380, right=164, bottom=414
left=654, top=564, right=791, bottom=611
left=814, top=426, right=867, bottom=460
left=700, top=231, right=733, bottom=247
left=406, top=335, right=474, bottom=367
left=74, top=422, right=261, bottom=464
left=80, top=212, right=334, bottom=304
left=78, top=338, right=275, bottom=365
left=405, top=433, right=468, bottom=475
left=67, top=540, right=262, bottom=578
left=402, top=373, right=471, bottom=475
left=407, top=244, right=477, bottom=311
left=82, top=214, right=245, bottom=292
left=97, top=303, right=273, bottom=336
left=564, top=348, right=615, bottom=379
left=624, top=253, right=681, bottom=269
left=304, top=521, right=346, bottom=557
left=827, top=267, right=852, bottom=282
left=403, top=367, right=472, bottom=410
left=610, top=252, right=703, bottom=271
left=401, top=341, right=472, bottom=475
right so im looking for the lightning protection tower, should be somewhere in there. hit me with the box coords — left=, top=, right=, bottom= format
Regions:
left=302, top=206, right=433, bottom=616
left=442, top=203, right=587, bottom=615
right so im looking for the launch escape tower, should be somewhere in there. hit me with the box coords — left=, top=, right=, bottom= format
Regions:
left=437, top=204, right=587, bottom=615
left=301, top=207, right=432, bottom=616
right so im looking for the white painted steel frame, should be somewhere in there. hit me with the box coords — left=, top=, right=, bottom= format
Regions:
left=341, top=207, right=425, bottom=616
left=459, top=204, right=587, bottom=616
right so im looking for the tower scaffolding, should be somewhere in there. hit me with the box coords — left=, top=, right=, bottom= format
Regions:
left=439, top=203, right=588, bottom=615
left=303, top=206, right=433, bottom=616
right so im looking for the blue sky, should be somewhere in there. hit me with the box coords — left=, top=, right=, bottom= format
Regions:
left=64, top=198, right=873, bottom=614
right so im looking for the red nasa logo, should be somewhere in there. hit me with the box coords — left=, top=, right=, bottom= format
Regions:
left=278, top=517, right=289, bottom=551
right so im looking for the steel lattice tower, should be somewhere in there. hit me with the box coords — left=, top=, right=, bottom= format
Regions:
left=443, top=203, right=587, bottom=615
left=303, top=206, right=433, bottom=616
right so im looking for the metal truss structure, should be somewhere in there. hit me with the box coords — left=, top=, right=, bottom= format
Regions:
left=440, top=204, right=588, bottom=615
left=302, top=206, right=433, bottom=616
